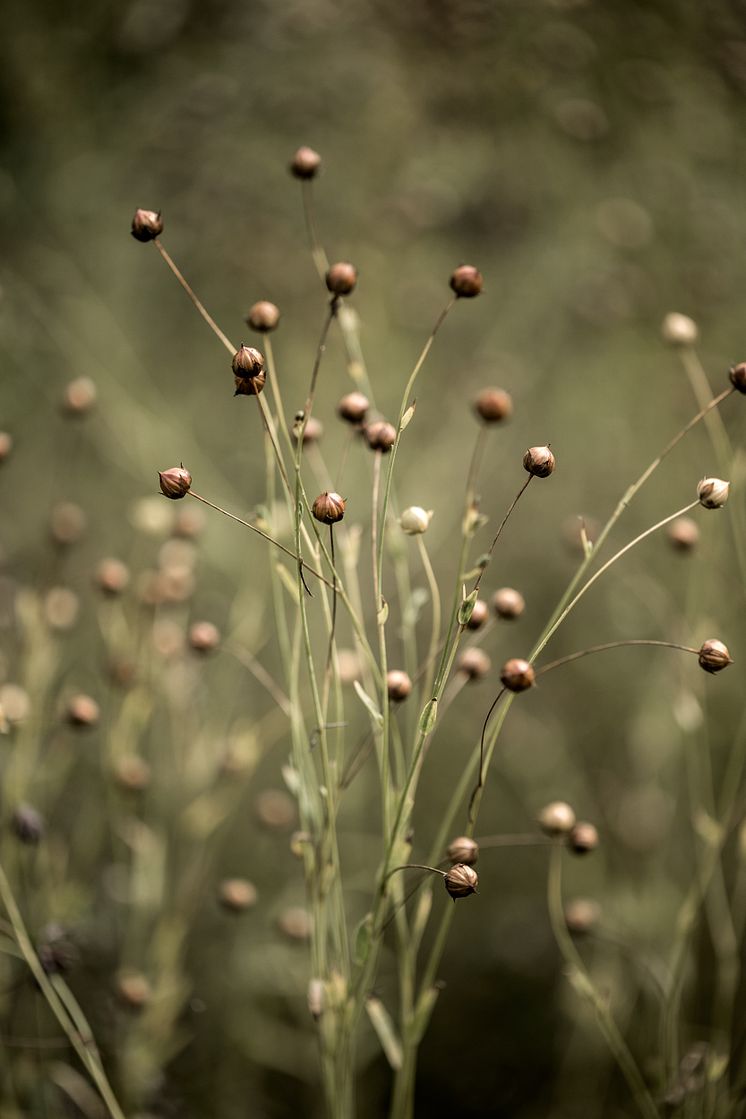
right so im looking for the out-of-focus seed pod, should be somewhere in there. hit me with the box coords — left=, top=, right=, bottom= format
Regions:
left=457, top=648, right=491, bottom=680
left=173, top=506, right=205, bottom=539
left=564, top=898, right=600, bottom=935
left=492, top=587, right=525, bottom=620
left=667, top=516, right=699, bottom=552
left=112, top=755, right=151, bottom=792
left=446, top=836, right=479, bottom=866
left=44, top=587, right=79, bottom=631
left=450, top=265, right=483, bottom=298
left=387, top=669, right=412, bottom=702
left=729, top=362, right=746, bottom=394
left=131, top=208, right=163, bottom=242
left=336, top=648, right=361, bottom=684
left=308, top=977, right=325, bottom=1020
left=500, top=657, right=534, bottom=692
left=697, top=477, right=729, bottom=509
left=293, top=416, right=324, bottom=445
left=444, top=863, right=478, bottom=899
left=698, top=639, right=732, bottom=674
left=11, top=804, right=45, bottom=845
left=158, top=466, right=192, bottom=500
left=325, top=262, right=357, bottom=296
left=364, top=420, right=397, bottom=453
left=312, top=492, right=345, bottom=524
left=538, top=801, right=576, bottom=837
left=0, top=432, right=13, bottom=463
left=290, top=830, right=312, bottom=859
left=218, top=878, right=258, bottom=912
left=255, top=789, right=296, bottom=830
left=246, top=301, right=280, bottom=333
left=569, top=821, right=599, bottom=855
left=116, top=971, right=152, bottom=1010
left=63, top=377, right=97, bottom=416
left=466, top=599, right=489, bottom=630
left=278, top=906, right=312, bottom=940
left=400, top=506, right=432, bottom=535
left=290, top=146, right=321, bottom=179
left=337, top=392, right=370, bottom=425
left=661, top=312, right=698, bottom=346
left=523, top=445, right=555, bottom=478
left=474, top=387, right=512, bottom=423
left=50, top=502, right=87, bottom=546
left=95, top=558, right=130, bottom=596
left=0, top=684, right=30, bottom=726
left=66, top=694, right=100, bottom=728
left=38, top=924, right=77, bottom=975
left=189, top=621, right=220, bottom=654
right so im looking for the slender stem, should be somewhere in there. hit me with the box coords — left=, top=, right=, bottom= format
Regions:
left=300, top=304, right=337, bottom=427
left=326, top=524, right=338, bottom=671
left=386, top=864, right=446, bottom=883
left=477, top=833, right=551, bottom=849
left=153, top=239, right=234, bottom=354
left=372, top=450, right=391, bottom=835
left=302, top=180, right=329, bottom=282
left=535, top=639, right=699, bottom=678
left=472, top=476, right=532, bottom=595
left=416, top=535, right=442, bottom=704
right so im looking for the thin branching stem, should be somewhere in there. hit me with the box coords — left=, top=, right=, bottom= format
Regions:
left=153, top=239, right=234, bottom=354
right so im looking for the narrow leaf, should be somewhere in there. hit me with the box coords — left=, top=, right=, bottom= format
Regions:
left=354, top=681, right=384, bottom=727
left=366, top=997, right=403, bottom=1070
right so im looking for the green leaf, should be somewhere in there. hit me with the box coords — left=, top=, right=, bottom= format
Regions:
left=353, top=681, right=384, bottom=727
left=366, top=997, right=403, bottom=1069
left=399, top=402, right=416, bottom=432
left=418, top=699, right=437, bottom=736
left=353, top=913, right=373, bottom=967
left=458, top=588, right=478, bottom=626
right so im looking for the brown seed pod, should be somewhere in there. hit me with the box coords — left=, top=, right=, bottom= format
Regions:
left=255, top=789, right=296, bottom=830
left=234, top=370, right=266, bottom=396
left=337, top=391, right=370, bottom=425
left=729, top=362, right=746, bottom=394
left=277, top=906, right=313, bottom=941
left=312, top=492, right=346, bottom=524
left=697, top=477, right=729, bottom=509
left=0, top=432, right=13, bottom=463
left=466, top=599, right=489, bottom=630
left=450, top=265, right=483, bottom=298
left=95, top=558, right=130, bottom=596
left=116, top=971, right=152, bottom=1010
left=290, top=146, right=321, bottom=179
left=523, top=445, right=555, bottom=478
left=444, top=863, right=479, bottom=899
left=364, top=420, right=397, bottom=453
left=245, top=300, right=280, bottom=333
left=11, top=805, right=45, bottom=845
left=50, top=501, right=87, bottom=545
left=293, top=416, right=324, bottom=445
left=499, top=657, right=534, bottom=692
left=218, top=878, right=258, bottom=912
left=131, top=208, right=163, bottom=242
left=666, top=516, right=699, bottom=552
left=569, top=821, right=599, bottom=855
left=112, top=755, right=151, bottom=792
left=325, top=262, right=357, bottom=296
left=474, top=387, right=512, bottom=423
left=386, top=669, right=412, bottom=702
left=565, top=898, right=601, bottom=935
left=492, top=587, right=525, bottom=620
left=158, top=466, right=192, bottom=500
left=63, top=377, right=97, bottom=416
left=538, top=801, right=576, bottom=837
left=446, top=836, right=479, bottom=866
left=66, top=694, right=100, bottom=728
left=232, top=344, right=265, bottom=378
left=698, top=639, right=732, bottom=674
left=189, top=621, right=221, bottom=654
left=457, top=648, right=491, bottom=680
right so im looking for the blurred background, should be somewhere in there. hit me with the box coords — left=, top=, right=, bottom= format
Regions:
left=1, top=0, right=746, bottom=1115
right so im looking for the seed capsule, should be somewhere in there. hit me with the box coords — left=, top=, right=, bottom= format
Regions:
left=50, top=502, right=86, bottom=546
left=569, top=822, right=599, bottom=854
left=667, top=517, right=699, bottom=552
left=523, top=445, right=555, bottom=478
left=446, top=836, right=479, bottom=866
left=450, top=265, right=483, bottom=298
left=116, top=971, right=152, bottom=1011
left=457, top=648, right=491, bottom=680
left=312, top=492, right=346, bottom=524
left=444, top=863, right=478, bottom=899
left=364, top=420, right=397, bottom=453
left=474, top=387, right=512, bottom=423
left=158, top=466, right=192, bottom=500
left=325, top=262, right=358, bottom=296
left=232, top=344, right=265, bottom=379
left=729, top=362, right=746, bottom=393
left=95, top=558, right=130, bottom=596
left=246, top=301, right=280, bottom=333
left=189, top=621, right=221, bottom=654
left=11, top=805, right=45, bottom=845
left=500, top=657, right=534, bottom=692
left=387, top=669, right=412, bottom=702
left=698, top=639, right=732, bottom=674
left=337, top=392, right=370, bottom=425
left=131, top=209, right=163, bottom=242
left=277, top=906, right=313, bottom=940
left=112, top=755, right=151, bottom=792
left=218, top=878, right=258, bottom=912
left=290, top=146, right=321, bottom=179
left=538, top=801, right=576, bottom=837
left=565, top=898, right=600, bottom=935
left=492, top=587, right=525, bottom=620
left=399, top=506, right=432, bottom=535
left=63, top=377, right=97, bottom=416
left=661, top=312, right=698, bottom=346
left=697, top=477, right=729, bottom=509
left=466, top=599, right=489, bottom=630
left=255, top=789, right=296, bottom=830
left=0, top=432, right=13, bottom=463
left=66, top=694, right=100, bottom=728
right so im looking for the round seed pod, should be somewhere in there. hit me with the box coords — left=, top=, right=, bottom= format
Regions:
left=246, top=301, right=280, bottom=333
left=523, top=446, right=555, bottom=478
left=466, top=599, right=489, bottom=630
left=312, top=492, right=346, bottom=524
left=387, top=669, right=412, bottom=702
left=337, top=392, right=370, bottom=425
left=37, top=924, right=77, bottom=975
left=0, top=432, right=13, bottom=463
left=697, top=477, right=729, bottom=509
left=0, top=684, right=30, bottom=726
left=446, top=836, right=479, bottom=866
left=364, top=421, right=397, bottom=453
left=173, top=506, right=205, bottom=539
left=112, top=755, right=151, bottom=792
left=95, top=558, right=130, bottom=596
left=131, top=208, right=163, bottom=242
left=474, top=387, right=512, bottom=423
left=44, top=587, right=79, bottom=631
left=50, top=501, right=87, bottom=545
left=66, top=694, right=100, bottom=728
left=667, top=517, right=699, bottom=552
left=444, top=863, right=478, bottom=899
left=457, top=648, right=491, bottom=680
left=698, top=639, right=732, bottom=674
left=538, top=801, right=576, bottom=837
left=729, top=362, right=746, bottom=393
left=569, top=822, right=599, bottom=855
left=492, top=587, right=525, bottom=620
left=232, top=344, right=266, bottom=388
left=158, top=466, right=192, bottom=500
left=325, top=262, right=357, bottom=296
left=293, top=416, right=324, bottom=445
left=500, top=657, right=534, bottom=692
left=399, top=506, right=432, bottom=535
left=450, top=265, right=483, bottom=298
left=116, top=971, right=152, bottom=1011
left=63, top=377, right=97, bottom=416
left=565, top=898, right=600, bottom=935
left=255, top=789, right=296, bottom=830
left=11, top=804, right=45, bottom=845
left=189, top=621, right=221, bottom=654
left=290, top=146, right=321, bottom=179
left=277, top=906, right=312, bottom=941
left=218, top=878, right=258, bottom=912
left=661, top=312, right=698, bottom=346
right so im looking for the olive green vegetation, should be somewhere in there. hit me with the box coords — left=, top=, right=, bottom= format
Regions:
left=1, top=0, right=746, bottom=1116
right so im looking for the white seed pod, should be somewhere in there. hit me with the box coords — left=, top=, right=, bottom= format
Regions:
left=697, top=477, right=730, bottom=509
left=400, top=506, right=433, bottom=535
left=661, top=312, right=698, bottom=346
